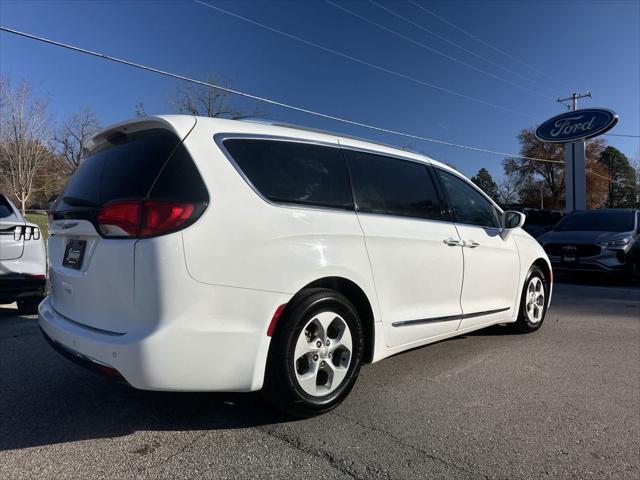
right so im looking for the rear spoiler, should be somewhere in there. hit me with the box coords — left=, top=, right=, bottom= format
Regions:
left=83, top=115, right=197, bottom=156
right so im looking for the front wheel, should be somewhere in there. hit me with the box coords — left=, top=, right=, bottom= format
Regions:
left=510, top=266, right=548, bottom=333
left=263, top=289, right=364, bottom=417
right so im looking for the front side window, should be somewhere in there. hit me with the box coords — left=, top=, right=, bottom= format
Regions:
left=223, top=139, right=353, bottom=210
left=345, top=150, right=443, bottom=221
left=437, top=169, right=500, bottom=228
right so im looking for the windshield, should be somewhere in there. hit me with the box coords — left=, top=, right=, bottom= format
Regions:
left=553, top=212, right=634, bottom=232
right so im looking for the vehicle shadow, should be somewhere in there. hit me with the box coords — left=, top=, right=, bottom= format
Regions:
left=0, top=309, right=295, bottom=452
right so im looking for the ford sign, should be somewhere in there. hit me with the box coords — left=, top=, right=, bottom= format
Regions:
left=535, top=108, right=618, bottom=143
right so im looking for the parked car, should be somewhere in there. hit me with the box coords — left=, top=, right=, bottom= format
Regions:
left=522, top=209, right=564, bottom=238
left=39, top=116, right=552, bottom=416
left=538, top=208, right=640, bottom=279
left=0, top=194, right=47, bottom=314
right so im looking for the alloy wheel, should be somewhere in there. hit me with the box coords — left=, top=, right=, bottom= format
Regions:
left=293, top=311, right=353, bottom=397
left=525, top=276, right=545, bottom=323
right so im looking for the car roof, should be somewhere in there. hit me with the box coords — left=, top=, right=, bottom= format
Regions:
left=572, top=208, right=637, bottom=214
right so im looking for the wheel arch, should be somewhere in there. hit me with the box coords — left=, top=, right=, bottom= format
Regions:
left=532, top=257, right=553, bottom=286
left=278, top=276, right=376, bottom=364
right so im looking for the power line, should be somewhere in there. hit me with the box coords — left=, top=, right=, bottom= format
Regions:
left=586, top=169, right=638, bottom=189
left=193, top=0, right=537, bottom=119
left=0, top=25, right=560, bottom=166
left=604, top=133, right=640, bottom=138
left=363, top=0, right=559, bottom=98
left=326, top=0, right=555, bottom=100
left=408, top=0, right=572, bottom=91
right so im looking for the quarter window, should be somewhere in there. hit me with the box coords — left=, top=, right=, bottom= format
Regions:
left=345, top=150, right=443, bottom=221
left=223, top=139, right=353, bottom=210
left=437, top=169, right=500, bottom=228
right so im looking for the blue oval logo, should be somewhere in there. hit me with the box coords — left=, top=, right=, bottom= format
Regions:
left=535, top=108, right=618, bottom=143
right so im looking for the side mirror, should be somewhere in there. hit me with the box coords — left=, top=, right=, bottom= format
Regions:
left=47, top=195, right=58, bottom=212
left=503, top=210, right=526, bottom=229
left=501, top=211, right=525, bottom=240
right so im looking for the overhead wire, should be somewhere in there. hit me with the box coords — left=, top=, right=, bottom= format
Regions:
left=193, top=0, right=538, bottom=119
left=407, top=0, right=574, bottom=92
left=362, top=0, right=559, bottom=97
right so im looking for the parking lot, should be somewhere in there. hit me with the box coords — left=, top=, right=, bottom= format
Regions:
left=1, top=277, right=638, bottom=480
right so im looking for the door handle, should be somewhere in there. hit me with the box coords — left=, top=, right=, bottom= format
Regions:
left=464, top=240, right=480, bottom=248
left=443, top=237, right=463, bottom=247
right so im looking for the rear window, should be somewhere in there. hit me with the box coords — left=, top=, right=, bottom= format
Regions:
left=55, top=128, right=207, bottom=211
left=0, top=195, right=15, bottom=219
left=345, top=150, right=443, bottom=221
left=554, top=212, right=635, bottom=232
left=223, top=139, right=353, bottom=210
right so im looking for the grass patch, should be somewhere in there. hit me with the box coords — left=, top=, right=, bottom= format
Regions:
left=25, top=213, right=49, bottom=240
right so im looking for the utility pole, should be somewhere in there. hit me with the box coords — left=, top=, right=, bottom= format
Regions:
left=557, top=91, right=591, bottom=111
left=557, top=91, right=591, bottom=211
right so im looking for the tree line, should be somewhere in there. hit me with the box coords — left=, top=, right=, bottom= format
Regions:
left=1, top=75, right=637, bottom=214
left=471, top=131, right=639, bottom=210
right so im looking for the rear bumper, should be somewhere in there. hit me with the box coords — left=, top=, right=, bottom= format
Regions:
left=0, top=274, right=45, bottom=303
left=38, top=287, right=288, bottom=392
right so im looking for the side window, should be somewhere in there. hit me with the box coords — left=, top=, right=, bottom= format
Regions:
left=437, top=169, right=500, bottom=228
left=345, top=150, right=443, bottom=221
left=223, top=139, right=353, bottom=210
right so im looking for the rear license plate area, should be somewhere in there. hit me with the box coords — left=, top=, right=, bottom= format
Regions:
left=63, top=239, right=86, bottom=270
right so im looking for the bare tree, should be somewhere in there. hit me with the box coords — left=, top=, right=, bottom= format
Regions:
left=170, top=75, right=263, bottom=119
left=496, top=170, right=520, bottom=206
left=0, top=78, right=53, bottom=214
left=55, top=107, right=100, bottom=174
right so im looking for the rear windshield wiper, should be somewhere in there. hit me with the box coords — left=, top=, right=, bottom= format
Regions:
left=62, top=196, right=99, bottom=207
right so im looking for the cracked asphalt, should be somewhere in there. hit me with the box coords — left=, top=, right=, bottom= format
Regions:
left=1, top=276, right=638, bottom=479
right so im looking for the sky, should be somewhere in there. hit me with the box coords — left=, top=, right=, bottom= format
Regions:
left=1, top=0, right=639, bottom=180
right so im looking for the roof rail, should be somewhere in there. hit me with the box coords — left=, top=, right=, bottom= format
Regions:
left=240, top=117, right=427, bottom=158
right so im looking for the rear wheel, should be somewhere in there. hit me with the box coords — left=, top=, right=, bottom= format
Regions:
left=17, top=297, right=42, bottom=315
left=263, top=289, right=363, bottom=417
left=511, top=266, right=548, bottom=333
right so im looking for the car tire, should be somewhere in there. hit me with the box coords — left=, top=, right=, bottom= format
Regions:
left=17, top=297, right=42, bottom=315
left=510, top=266, right=548, bottom=333
left=263, top=288, right=364, bottom=418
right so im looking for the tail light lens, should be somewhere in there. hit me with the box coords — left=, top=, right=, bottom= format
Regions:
left=97, top=200, right=196, bottom=238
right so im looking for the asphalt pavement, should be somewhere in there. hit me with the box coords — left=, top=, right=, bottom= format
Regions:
left=1, top=277, right=638, bottom=479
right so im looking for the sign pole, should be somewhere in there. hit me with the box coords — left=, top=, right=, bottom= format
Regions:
left=556, top=92, right=591, bottom=212
left=564, top=141, right=586, bottom=211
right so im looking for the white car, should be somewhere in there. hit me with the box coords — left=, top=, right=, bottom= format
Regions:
left=39, top=116, right=552, bottom=416
left=0, top=194, right=47, bottom=314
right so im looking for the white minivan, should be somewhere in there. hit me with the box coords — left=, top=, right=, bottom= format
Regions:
left=40, top=116, right=552, bottom=416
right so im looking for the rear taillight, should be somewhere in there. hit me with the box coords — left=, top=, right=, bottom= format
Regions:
left=97, top=200, right=196, bottom=238
left=140, top=200, right=194, bottom=237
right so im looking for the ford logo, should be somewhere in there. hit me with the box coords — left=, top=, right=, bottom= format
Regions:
left=535, top=108, right=618, bottom=143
